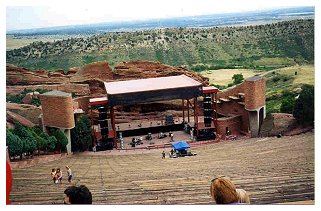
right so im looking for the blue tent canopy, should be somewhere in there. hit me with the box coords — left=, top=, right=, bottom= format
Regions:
left=171, top=141, right=190, bottom=151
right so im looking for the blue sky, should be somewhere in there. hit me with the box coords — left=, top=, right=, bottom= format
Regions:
left=5, top=0, right=316, bottom=31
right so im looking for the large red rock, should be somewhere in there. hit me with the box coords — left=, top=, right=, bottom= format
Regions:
left=70, top=61, right=114, bottom=83
left=6, top=110, right=35, bottom=128
left=113, top=60, right=209, bottom=85
left=6, top=103, right=42, bottom=124
left=6, top=84, right=90, bottom=96
left=6, top=64, right=70, bottom=85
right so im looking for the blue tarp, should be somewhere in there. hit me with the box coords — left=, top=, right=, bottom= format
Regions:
left=171, top=141, right=190, bottom=151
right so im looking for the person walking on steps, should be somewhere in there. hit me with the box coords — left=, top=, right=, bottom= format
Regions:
left=162, top=151, right=166, bottom=159
left=65, top=166, right=73, bottom=183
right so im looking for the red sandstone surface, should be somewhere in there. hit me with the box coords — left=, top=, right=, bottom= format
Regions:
left=6, top=110, right=35, bottom=128
left=113, top=60, right=208, bottom=85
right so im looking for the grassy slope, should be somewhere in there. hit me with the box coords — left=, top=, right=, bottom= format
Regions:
left=200, top=69, right=263, bottom=86
left=6, top=19, right=314, bottom=71
left=6, top=35, right=64, bottom=51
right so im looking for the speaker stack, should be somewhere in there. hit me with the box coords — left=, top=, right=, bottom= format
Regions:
left=203, top=95, right=212, bottom=127
left=98, top=106, right=108, bottom=137
left=165, top=113, right=174, bottom=125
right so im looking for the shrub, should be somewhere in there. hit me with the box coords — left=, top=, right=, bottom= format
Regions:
left=51, top=129, right=68, bottom=152
left=31, top=98, right=41, bottom=106
left=190, top=64, right=208, bottom=72
left=293, top=84, right=314, bottom=125
left=232, top=73, right=244, bottom=85
left=6, top=129, right=24, bottom=158
left=28, top=127, right=46, bottom=152
left=47, top=136, right=57, bottom=151
left=71, top=116, right=92, bottom=152
left=13, top=123, right=37, bottom=155
left=211, top=84, right=226, bottom=90
left=280, top=96, right=295, bottom=114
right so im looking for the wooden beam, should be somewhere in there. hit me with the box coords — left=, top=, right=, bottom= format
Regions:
left=182, top=99, right=185, bottom=123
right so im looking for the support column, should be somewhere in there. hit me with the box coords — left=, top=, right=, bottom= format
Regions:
left=187, top=99, right=190, bottom=123
left=214, top=93, right=218, bottom=130
left=90, top=105, right=96, bottom=147
left=194, top=97, right=199, bottom=137
left=182, top=99, right=185, bottom=123
left=248, top=105, right=266, bottom=137
left=62, top=128, right=72, bottom=155
left=248, top=109, right=259, bottom=138
left=110, top=106, right=117, bottom=149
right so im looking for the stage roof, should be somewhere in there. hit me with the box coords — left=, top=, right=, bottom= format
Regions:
left=104, top=75, right=203, bottom=106
left=104, top=75, right=201, bottom=95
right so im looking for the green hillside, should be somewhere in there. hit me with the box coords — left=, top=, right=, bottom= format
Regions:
left=6, top=19, right=314, bottom=72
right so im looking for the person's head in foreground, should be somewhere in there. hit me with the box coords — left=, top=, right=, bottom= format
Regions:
left=64, top=185, right=92, bottom=204
left=236, top=188, right=250, bottom=203
left=210, top=176, right=238, bottom=204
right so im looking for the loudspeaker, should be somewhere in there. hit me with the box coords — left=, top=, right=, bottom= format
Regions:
left=101, top=127, right=108, bottom=136
left=204, top=109, right=212, bottom=117
left=98, top=106, right=108, bottom=137
left=204, top=116, right=212, bottom=127
left=98, top=106, right=106, bottom=111
left=203, top=95, right=211, bottom=102
left=165, top=114, right=174, bottom=125
left=203, top=95, right=212, bottom=110
left=99, top=119, right=108, bottom=128
left=99, top=111, right=107, bottom=120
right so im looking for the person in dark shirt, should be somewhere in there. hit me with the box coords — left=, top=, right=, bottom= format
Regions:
left=64, top=185, right=92, bottom=204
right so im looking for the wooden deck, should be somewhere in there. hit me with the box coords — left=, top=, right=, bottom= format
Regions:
left=9, top=132, right=314, bottom=205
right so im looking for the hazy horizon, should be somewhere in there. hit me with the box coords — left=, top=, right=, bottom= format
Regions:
left=6, top=0, right=314, bottom=32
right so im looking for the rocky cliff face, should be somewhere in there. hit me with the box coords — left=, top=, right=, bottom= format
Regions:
left=114, top=61, right=208, bottom=85
left=7, top=103, right=42, bottom=125
left=70, top=61, right=114, bottom=83
left=6, top=64, right=69, bottom=85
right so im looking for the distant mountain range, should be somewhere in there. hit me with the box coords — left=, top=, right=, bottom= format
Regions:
left=7, top=6, right=314, bottom=36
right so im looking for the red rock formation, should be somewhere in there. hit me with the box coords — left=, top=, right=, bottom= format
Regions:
left=70, top=61, right=114, bottom=83
left=6, top=84, right=90, bottom=96
left=6, top=64, right=70, bottom=85
left=6, top=103, right=42, bottom=124
left=6, top=110, right=35, bottom=128
left=113, top=60, right=209, bottom=85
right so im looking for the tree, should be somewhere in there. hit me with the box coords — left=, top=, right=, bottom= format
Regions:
left=293, top=85, right=314, bottom=125
left=71, top=116, right=92, bottom=152
left=52, top=129, right=68, bottom=152
left=36, top=129, right=57, bottom=153
left=47, top=136, right=57, bottom=151
left=28, top=128, right=46, bottom=154
left=232, top=74, right=244, bottom=85
left=13, top=123, right=37, bottom=156
left=280, top=96, right=295, bottom=114
left=6, top=129, right=24, bottom=159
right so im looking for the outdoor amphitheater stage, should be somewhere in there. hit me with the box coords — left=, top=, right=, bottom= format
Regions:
left=91, top=75, right=219, bottom=148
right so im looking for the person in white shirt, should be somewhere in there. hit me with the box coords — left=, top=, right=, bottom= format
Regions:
left=65, top=166, right=73, bottom=183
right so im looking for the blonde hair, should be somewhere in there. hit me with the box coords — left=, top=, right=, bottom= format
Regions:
left=210, top=177, right=238, bottom=204
left=236, top=189, right=250, bottom=203
left=65, top=166, right=70, bottom=169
